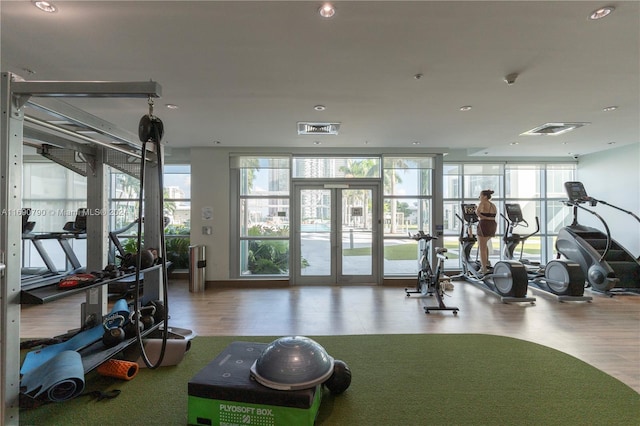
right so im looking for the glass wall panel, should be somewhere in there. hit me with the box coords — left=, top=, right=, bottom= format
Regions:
left=505, top=165, right=541, bottom=198
left=547, top=165, right=575, bottom=198
left=383, top=198, right=430, bottom=274
left=240, top=198, right=290, bottom=237
left=239, top=239, right=290, bottom=276
left=292, top=157, right=380, bottom=178
left=240, top=168, right=289, bottom=196
left=547, top=200, right=573, bottom=233
left=236, top=156, right=291, bottom=276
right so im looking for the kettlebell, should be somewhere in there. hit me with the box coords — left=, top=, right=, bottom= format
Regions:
left=146, top=300, right=165, bottom=324
left=124, top=312, right=144, bottom=338
left=139, top=305, right=156, bottom=330
left=102, top=314, right=126, bottom=348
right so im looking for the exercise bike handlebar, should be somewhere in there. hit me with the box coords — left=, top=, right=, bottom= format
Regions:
left=409, top=231, right=437, bottom=242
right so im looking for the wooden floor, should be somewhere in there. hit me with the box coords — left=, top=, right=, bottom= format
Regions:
left=20, top=278, right=640, bottom=394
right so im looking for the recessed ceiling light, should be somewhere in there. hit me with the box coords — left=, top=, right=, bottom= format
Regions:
left=459, top=105, right=472, bottom=111
left=412, top=141, right=421, bottom=145
left=414, top=73, right=424, bottom=80
left=314, top=105, right=326, bottom=111
left=213, top=141, right=221, bottom=145
left=319, top=3, right=336, bottom=18
left=510, top=142, right=519, bottom=145
left=32, top=1, right=57, bottom=13
left=607, top=141, right=616, bottom=145
left=165, top=104, right=179, bottom=110
left=589, top=6, right=614, bottom=20
left=313, top=141, right=322, bottom=145
left=602, top=105, right=618, bottom=112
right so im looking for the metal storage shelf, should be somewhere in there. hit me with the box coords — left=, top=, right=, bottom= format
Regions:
left=20, top=265, right=164, bottom=305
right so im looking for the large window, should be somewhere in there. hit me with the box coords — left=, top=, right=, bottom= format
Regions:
left=234, top=156, right=291, bottom=276
left=443, top=162, right=576, bottom=270
left=292, top=157, right=380, bottom=179
left=383, top=157, right=433, bottom=275
left=22, top=163, right=87, bottom=270
left=109, top=165, right=191, bottom=269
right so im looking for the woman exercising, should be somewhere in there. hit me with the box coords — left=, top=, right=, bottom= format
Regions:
left=476, top=189, right=497, bottom=275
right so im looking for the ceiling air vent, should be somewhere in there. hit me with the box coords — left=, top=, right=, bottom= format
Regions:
left=521, top=122, right=589, bottom=136
left=297, top=122, right=341, bottom=135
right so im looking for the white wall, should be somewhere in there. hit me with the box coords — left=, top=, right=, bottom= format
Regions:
left=577, top=143, right=640, bottom=257
left=190, top=148, right=230, bottom=280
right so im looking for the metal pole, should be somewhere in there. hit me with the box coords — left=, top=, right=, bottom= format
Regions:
left=1, top=72, right=25, bottom=425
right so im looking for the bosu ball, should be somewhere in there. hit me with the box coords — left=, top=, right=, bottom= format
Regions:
left=188, top=337, right=351, bottom=426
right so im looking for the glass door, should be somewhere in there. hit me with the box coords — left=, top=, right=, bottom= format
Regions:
left=293, top=183, right=379, bottom=285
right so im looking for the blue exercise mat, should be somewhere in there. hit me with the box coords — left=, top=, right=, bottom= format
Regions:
left=21, top=299, right=130, bottom=375
left=21, top=350, right=85, bottom=402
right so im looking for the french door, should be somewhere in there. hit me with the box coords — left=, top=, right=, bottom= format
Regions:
left=292, top=182, right=380, bottom=285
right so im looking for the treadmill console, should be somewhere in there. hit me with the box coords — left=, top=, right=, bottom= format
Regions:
left=564, top=181, right=590, bottom=202
left=461, top=204, right=478, bottom=223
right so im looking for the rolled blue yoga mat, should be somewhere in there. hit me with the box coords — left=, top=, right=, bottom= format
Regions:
left=21, top=350, right=85, bottom=402
left=21, top=299, right=130, bottom=375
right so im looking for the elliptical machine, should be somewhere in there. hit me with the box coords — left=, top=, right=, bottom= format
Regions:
left=453, top=204, right=535, bottom=304
left=502, top=203, right=590, bottom=302
left=405, top=231, right=458, bottom=315
left=556, top=182, right=640, bottom=294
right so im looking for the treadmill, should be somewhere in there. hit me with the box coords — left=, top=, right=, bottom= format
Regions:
left=21, top=208, right=87, bottom=291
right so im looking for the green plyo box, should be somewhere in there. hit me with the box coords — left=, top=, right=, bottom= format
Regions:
left=188, top=341, right=322, bottom=426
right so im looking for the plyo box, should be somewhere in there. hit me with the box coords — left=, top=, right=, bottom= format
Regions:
left=188, top=341, right=322, bottom=426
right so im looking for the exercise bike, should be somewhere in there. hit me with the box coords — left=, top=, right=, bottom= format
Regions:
left=453, top=204, right=535, bottom=304
left=405, top=231, right=458, bottom=315
left=502, top=203, right=590, bottom=302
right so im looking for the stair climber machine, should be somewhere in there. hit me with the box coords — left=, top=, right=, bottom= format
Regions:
left=556, top=181, right=640, bottom=294
left=453, top=204, right=535, bottom=304
left=502, top=203, right=591, bottom=302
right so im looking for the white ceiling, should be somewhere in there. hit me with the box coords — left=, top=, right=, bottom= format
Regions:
left=2, top=1, right=639, bottom=158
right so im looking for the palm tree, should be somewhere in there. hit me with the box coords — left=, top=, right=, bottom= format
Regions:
left=384, top=159, right=409, bottom=233
left=339, top=159, right=378, bottom=228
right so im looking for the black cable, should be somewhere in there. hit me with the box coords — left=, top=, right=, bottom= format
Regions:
left=132, top=114, right=169, bottom=369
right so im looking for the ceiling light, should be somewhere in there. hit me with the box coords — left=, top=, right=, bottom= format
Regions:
left=32, top=1, right=57, bottom=13
left=414, top=73, right=423, bottom=80
left=319, top=3, right=336, bottom=18
left=165, top=104, right=179, bottom=109
left=589, top=6, right=614, bottom=20
left=412, top=141, right=421, bottom=145
left=510, top=142, right=519, bottom=145
left=602, top=105, right=618, bottom=112
left=459, top=106, right=472, bottom=111
left=313, top=141, right=322, bottom=145
left=607, top=141, right=616, bottom=145
left=314, top=105, right=326, bottom=111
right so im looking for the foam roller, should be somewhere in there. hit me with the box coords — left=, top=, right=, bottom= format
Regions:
left=96, top=359, right=139, bottom=380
